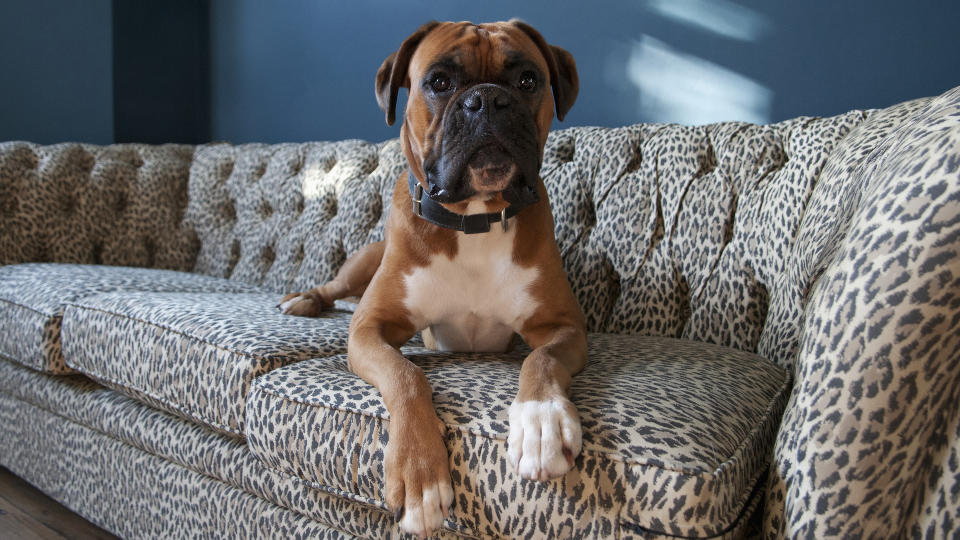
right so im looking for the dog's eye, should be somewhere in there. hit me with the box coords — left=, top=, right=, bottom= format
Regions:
left=429, top=73, right=452, bottom=93
left=518, top=71, right=537, bottom=92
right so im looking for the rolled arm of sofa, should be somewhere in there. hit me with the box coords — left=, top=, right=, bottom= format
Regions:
left=0, top=142, right=199, bottom=269
left=765, top=89, right=960, bottom=537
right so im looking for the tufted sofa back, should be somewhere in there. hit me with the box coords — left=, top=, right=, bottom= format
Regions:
left=181, top=140, right=406, bottom=293
left=0, top=91, right=945, bottom=368
left=539, top=114, right=873, bottom=353
left=0, top=142, right=198, bottom=269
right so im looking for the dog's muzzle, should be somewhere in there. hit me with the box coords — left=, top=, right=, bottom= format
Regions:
left=424, top=84, right=541, bottom=205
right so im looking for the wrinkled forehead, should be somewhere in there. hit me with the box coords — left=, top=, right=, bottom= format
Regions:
left=408, top=22, right=548, bottom=80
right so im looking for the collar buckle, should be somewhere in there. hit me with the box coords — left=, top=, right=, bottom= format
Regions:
left=413, top=183, right=423, bottom=217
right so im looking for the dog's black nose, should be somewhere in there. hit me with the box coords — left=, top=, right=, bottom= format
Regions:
left=461, top=85, right=512, bottom=116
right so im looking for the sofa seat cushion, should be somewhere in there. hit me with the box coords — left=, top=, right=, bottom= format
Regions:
left=61, top=291, right=351, bottom=436
left=246, top=334, right=791, bottom=539
left=0, top=263, right=262, bottom=373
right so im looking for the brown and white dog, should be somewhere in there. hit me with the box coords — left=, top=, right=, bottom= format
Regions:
left=279, top=20, right=585, bottom=537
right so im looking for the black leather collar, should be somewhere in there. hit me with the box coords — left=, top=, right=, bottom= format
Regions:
left=407, top=174, right=538, bottom=234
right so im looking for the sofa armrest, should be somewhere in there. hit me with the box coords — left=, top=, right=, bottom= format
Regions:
left=766, top=88, right=960, bottom=537
left=0, top=142, right=199, bottom=269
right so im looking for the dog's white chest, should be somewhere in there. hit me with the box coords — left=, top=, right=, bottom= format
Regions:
left=403, top=222, right=539, bottom=352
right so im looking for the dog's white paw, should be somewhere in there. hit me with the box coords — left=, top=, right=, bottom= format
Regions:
left=385, top=416, right=454, bottom=538
left=277, top=295, right=305, bottom=314
left=397, top=481, right=454, bottom=538
left=277, top=292, right=330, bottom=317
left=507, top=397, right=582, bottom=481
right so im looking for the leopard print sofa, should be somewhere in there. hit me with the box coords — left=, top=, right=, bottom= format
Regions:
left=0, top=84, right=957, bottom=538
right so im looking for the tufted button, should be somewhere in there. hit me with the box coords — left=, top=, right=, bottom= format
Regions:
left=294, top=197, right=305, bottom=216
left=0, top=194, right=18, bottom=214
left=91, top=241, right=104, bottom=264
left=59, top=192, right=77, bottom=214
left=290, top=155, right=305, bottom=176
left=316, top=192, right=338, bottom=219
left=360, top=156, right=378, bottom=175
left=323, top=156, right=336, bottom=173
left=131, top=152, right=145, bottom=168
left=226, top=239, right=241, bottom=277
left=624, top=150, right=643, bottom=174
left=259, top=199, right=273, bottom=219
left=254, top=162, right=267, bottom=179
left=294, top=244, right=305, bottom=266
left=262, top=245, right=275, bottom=269
left=114, top=191, right=128, bottom=213
left=221, top=200, right=236, bottom=222
left=218, top=161, right=235, bottom=183
left=143, top=236, right=157, bottom=267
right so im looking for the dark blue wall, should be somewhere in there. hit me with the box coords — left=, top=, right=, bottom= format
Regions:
left=113, top=1, right=210, bottom=144
left=1, top=1, right=958, bottom=145
left=0, top=0, right=113, bottom=144
left=208, top=0, right=960, bottom=143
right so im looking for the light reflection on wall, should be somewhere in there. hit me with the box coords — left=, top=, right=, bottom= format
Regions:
left=644, top=0, right=770, bottom=42
left=626, top=0, right=773, bottom=125
left=626, top=35, right=772, bottom=125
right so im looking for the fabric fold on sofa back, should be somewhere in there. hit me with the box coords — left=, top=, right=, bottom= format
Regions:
left=758, top=95, right=935, bottom=368
left=538, top=110, right=885, bottom=355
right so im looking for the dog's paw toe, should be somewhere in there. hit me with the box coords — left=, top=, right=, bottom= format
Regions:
left=277, top=294, right=304, bottom=314
left=395, top=481, right=454, bottom=538
left=507, top=397, right=582, bottom=481
left=386, top=422, right=454, bottom=538
left=278, top=292, right=328, bottom=317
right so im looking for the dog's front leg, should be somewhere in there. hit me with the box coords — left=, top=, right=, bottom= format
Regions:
left=509, top=322, right=587, bottom=481
left=348, top=315, right=454, bottom=537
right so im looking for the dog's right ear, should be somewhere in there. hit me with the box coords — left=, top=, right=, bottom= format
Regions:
left=376, top=21, right=440, bottom=126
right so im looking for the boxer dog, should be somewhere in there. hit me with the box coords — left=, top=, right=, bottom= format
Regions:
left=280, top=20, right=585, bottom=537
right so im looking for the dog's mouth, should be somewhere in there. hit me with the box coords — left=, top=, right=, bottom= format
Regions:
left=464, top=144, right=519, bottom=194
left=425, top=142, right=525, bottom=203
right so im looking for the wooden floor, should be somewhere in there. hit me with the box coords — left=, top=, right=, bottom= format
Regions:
left=0, top=467, right=118, bottom=540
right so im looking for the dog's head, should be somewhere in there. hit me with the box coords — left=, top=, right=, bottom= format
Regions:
left=376, top=20, right=578, bottom=210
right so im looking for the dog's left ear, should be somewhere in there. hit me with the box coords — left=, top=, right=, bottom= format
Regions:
left=511, top=20, right=579, bottom=121
left=376, top=21, right=440, bottom=126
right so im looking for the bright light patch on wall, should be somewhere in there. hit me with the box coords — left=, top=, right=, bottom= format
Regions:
left=644, top=0, right=771, bottom=42
left=626, top=36, right=772, bottom=125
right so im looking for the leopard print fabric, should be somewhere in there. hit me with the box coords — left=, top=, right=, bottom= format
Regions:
left=0, top=263, right=260, bottom=373
left=61, top=291, right=351, bottom=436
left=538, top=113, right=881, bottom=353
left=0, top=142, right=199, bottom=268
left=0, top=357, right=412, bottom=539
left=247, top=334, right=791, bottom=539
left=756, top=97, right=933, bottom=369
left=182, top=140, right=406, bottom=293
left=763, top=85, right=960, bottom=538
